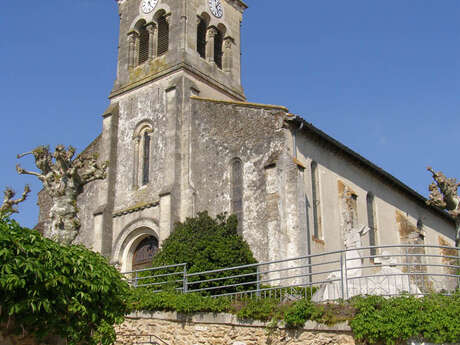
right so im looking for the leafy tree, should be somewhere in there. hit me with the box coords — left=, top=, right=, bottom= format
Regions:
left=149, top=212, right=258, bottom=295
left=0, top=216, right=130, bottom=345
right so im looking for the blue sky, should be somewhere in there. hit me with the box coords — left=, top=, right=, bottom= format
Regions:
left=1, top=1, right=459, bottom=228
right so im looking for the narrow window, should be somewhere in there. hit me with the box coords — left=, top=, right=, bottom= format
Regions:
left=197, top=17, right=207, bottom=59
left=157, top=15, right=169, bottom=56
left=417, top=218, right=423, bottom=231
left=367, top=193, right=377, bottom=256
left=214, top=28, right=223, bottom=69
left=142, top=131, right=151, bottom=185
left=138, top=25, right=149, bottom=65
left=311, top=161, right=322, bottom=239
left=231, top=158, right=243, bottom=233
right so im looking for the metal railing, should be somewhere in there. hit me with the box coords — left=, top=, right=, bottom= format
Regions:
left=122, top=244, right=460, bottom=301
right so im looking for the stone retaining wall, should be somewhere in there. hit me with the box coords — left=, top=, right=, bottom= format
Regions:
left=115, top=312, right=356, bottom=345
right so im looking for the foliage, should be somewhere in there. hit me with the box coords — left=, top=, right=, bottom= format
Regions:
left=234, top=298, right=282, bottom=321
left=350, top=293, right=460, bottom=345
left=0, top=216, right=130, bottom=345
left=284, top=299, right=322, bottom=327
left=148, top=212, right=258, bottom=294
left=127, top=289, right=231, bottom=314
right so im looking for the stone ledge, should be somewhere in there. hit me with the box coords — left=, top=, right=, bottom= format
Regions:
left=190, top=96, right=289, bottom=112
left=127, top=311, right=352, bottom=332
left=112, top=201, right=159, bottom=218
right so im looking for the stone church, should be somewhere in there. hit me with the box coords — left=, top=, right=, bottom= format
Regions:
left=38, top=0, right=457, bottom=277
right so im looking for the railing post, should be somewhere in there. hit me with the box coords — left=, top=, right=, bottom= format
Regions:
left=183, top=265, right=188, bottom=293
left=457, top=248, right=460, bottom=291
left=344, top=250, right=350, bottom=300
left=405, top=246, right=411, bottom=293
left=134, top=270, right=138, bottom=287
left=256, top=266, right=261, bottom=298
left=340, top=251, right=348, bottom=300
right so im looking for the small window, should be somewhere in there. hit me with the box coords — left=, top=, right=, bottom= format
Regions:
left=417, top=218, right=423, bottom=231
left=311, top=161, right=322, bottom=239
left=133, top=124, right=152, bottom=188
left=142, top=131, right=151, bottom=185
left=157, top=15, right=169, bottom=56
left=138, top=25, right=149, bottom=65
left=197, top=17, right=207, bottom=59
left=231, top=158, right=243, bottom=233
left=367, top=193, right=377, bottom=256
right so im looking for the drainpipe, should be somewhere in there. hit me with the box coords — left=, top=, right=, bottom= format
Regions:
left=456, top=219, right=460, bottom=290
left=456, top=219, right=460, bottom=248
left=292, top=119, right=311, bottom=282
left=292, top=119, right=304, bottom=159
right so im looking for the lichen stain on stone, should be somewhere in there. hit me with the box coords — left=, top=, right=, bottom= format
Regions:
left=438, top=236, right=458, bottom=274
left=338, top=180, right=358, bottom=230
left=338, top=180, right=346, bottom=197
left=128, top=57, right=168, bottom=83
left=395, top=211, right=429, bottom=289
left=395, top=211, right=418, bottom=239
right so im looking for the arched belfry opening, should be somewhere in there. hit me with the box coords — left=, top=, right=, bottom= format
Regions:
left=197, top=14, right=209, bottom=59
left=155, top=10, right=169, bottom=56
left=138, top=25, right=149, bottom=65
left=133, top=19, right=148, bottom=65
left=214, top=24, right=226, bottom=69
left=132, top=236, right=159, bottom=271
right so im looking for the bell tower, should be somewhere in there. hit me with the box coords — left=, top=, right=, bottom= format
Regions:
left=111, top=0, right=247, bottom=101
left=94, top=0, right=248, bottom=269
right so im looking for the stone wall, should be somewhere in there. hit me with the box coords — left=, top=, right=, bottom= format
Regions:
left=115, top=312, right=355, bottom=345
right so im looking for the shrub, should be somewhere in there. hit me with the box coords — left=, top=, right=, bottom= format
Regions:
left=148, top=212, right=258, bottom=295
left=0, top=217, right=130, bottom=345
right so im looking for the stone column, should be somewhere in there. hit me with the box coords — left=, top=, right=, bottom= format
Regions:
left=146, top=22, right=157, bottom=60
left=206, top=27, right=218, bottom=63
left=127, top=31, right=138, bottom=68
left=223, top=37, right=234, bottom=73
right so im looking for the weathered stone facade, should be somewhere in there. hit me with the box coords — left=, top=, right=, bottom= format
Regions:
left=116, top=312, right=356, bottom=345
left=37, top=0, right=457, bottom=278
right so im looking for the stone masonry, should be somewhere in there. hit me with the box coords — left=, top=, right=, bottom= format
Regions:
left=115, top=312, right=356, bottom=345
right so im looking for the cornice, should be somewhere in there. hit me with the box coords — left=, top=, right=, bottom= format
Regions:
left=190, top=96, right=288, bottom=112
left=224, top=0, right=248, bottom=13
left=110, top=62, right=246, bottom=101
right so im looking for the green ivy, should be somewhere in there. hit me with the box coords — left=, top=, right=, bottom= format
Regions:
left=235, top=298, right=281, bottom=321
left=350, top=293, right=460, bottom=345
left=127, top=289, right=231, bottom=314
left=0, top=217, right=130, bottom=345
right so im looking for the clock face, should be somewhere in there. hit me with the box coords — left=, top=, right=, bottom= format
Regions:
left=208, top=0, right=223, bottom=18
left=141, top=0, right=158, bottom=14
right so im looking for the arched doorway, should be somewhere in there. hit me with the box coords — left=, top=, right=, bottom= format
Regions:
left=132, top=236, right=159, bottom=271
